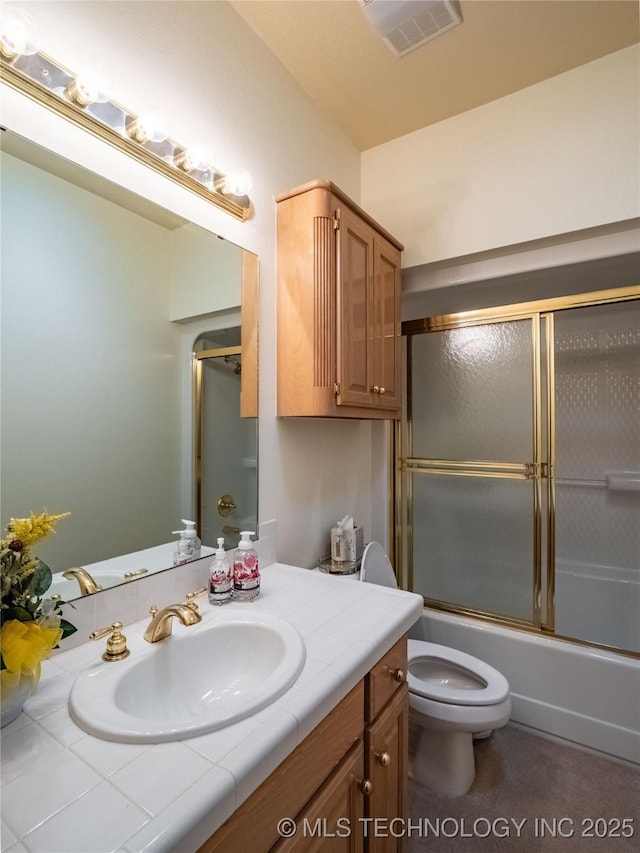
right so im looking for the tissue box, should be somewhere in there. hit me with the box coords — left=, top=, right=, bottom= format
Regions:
left=344, top=525, right=364, bottom=563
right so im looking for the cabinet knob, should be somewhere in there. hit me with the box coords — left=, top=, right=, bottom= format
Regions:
left=359, top=778, right=374, bottom=796
left=392, top=668, right=406, bottom=683
left=370, top=385, right=380, bottom=394
left=375, top=751, right=391, bottom=767
left=379, top=386, right=386, bottom=395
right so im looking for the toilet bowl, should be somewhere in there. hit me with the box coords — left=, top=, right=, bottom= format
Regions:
left=360, top=542, right=511, bottom=797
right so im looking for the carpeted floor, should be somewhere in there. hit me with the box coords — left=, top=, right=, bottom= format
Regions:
left=407, top=725, right=640, bottom=852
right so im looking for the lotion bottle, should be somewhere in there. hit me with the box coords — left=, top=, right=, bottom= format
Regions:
left=209, top=537, right=232, bottom=605
left=233, top=531, right=260, bottom=601
left=331, top=521, right=346, bottom=563
left=172, top=520, right=201, bottom=561
left=173, top=535, right=191, bottom=566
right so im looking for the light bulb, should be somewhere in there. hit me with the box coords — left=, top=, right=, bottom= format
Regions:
left=126, top=112, right=168, bottom=144
left=64, top=65, right=110, bottom=107
left=0, top=8, right=40, bottom=60
left=218, top=169, right=252, bottom=196
left=174, top=146, right=213, bottom=173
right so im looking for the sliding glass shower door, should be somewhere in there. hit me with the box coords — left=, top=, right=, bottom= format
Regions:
left=400, top=287, right=639, bottom=655
left=405, top=317, right=543, bottom=627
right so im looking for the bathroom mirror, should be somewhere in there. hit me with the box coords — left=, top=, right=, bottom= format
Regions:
left=0, top=128, right=259, bottom=600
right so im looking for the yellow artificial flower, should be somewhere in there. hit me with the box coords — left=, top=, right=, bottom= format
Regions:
left=0, top=619, right=62, bottom=677
left=6, top=511, right=70, bottom=548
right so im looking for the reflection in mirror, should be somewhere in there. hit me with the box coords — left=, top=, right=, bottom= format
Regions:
left=194, top=330, right=258, bottom=552
left=0, top=129, right=258, bottom=602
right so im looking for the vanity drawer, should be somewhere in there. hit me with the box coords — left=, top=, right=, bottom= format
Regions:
left=366, top=636, right=407, bottom=723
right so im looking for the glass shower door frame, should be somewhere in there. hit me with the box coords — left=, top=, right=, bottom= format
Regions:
left=397, top=285, right=640, bottom=653
left=401, top=312, right=546, bottom=630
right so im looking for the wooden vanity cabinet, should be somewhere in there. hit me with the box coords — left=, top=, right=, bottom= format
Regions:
left=276, top=180, right=403, bottom=419
left=199, top=637, right=408, bottom=853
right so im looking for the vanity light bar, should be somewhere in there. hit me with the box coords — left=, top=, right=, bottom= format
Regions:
left=0, top=45, right=253, bottom=221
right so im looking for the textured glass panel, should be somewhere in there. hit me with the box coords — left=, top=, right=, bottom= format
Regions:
left=410, top=320, right=534, bottom=462
left=201, top=356, right=258, bottom=551
left=554, top=300, right=640, bottom=652
left=411, top=473, right=535, bottom=622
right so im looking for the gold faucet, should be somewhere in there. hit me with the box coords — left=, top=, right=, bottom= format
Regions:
left=63, top=567, right=102, bottom=596
left=143, top=588, right=206, bottom=643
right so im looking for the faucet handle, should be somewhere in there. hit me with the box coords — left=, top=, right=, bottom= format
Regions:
left=90, top=622, right=131, bottom=662
left=185, top=587, right=207, bottom=610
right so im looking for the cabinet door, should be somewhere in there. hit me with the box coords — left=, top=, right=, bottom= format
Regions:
left=371, top=238, right=401, bottom=411
left=336, top=205, right=375, bottom=409
left=365, top=685, right=409, bottom=853
left=272, top=741, right=365, bottom=853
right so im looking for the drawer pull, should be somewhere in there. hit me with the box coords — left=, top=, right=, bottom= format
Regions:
left=375, top=751, right=391, bottom=767
left=391, top=668, right=406, bottom=683
left=359, top=778, right=374, bottom=796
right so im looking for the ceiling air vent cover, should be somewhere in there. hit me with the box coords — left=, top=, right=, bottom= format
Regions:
left=361, top=0, right=462, bottom=57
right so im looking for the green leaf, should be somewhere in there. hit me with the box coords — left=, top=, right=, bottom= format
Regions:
left=59, top=619, right=77, bottom=639
left=30, top=562, right=53, bottom=597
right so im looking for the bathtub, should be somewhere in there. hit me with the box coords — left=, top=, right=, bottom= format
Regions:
left=410, top=608, right=640, bottom=765
left=555, top=559, right=640, bottom=653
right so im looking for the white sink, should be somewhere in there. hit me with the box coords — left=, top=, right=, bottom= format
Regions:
left=69, top=610, right=306, bottom=743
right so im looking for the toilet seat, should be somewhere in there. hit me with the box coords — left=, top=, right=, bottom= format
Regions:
left=407, top=640, right=510, bottom=706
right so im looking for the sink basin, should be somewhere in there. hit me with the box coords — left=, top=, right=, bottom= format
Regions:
left=69, top=610, right=306, bottom=743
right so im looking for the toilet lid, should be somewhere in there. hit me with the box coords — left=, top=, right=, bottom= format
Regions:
left=360, top=542, right=398, bottom=588
left=407, top=640, right=510, bottom=706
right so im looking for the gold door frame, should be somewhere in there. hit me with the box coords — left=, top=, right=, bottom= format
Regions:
left=193, top=346, right=242, bottom=538
left=396, top=284, right=640, bottom=659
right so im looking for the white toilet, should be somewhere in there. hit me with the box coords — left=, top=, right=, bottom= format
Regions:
left=360, top=542, right=511, bottom=797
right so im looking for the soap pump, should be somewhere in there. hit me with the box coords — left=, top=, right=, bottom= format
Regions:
left=209, top=537, right=232, bottom=605
left=233, top=531, right=259, bottom=601
left=173, top=535, right=191, bottom=567
left=172, top=519, right=201, bottom=561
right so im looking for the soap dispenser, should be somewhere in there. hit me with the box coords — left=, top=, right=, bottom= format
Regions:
left=172, top=520, right=201, bottom=561
left=181, top=519, right=201, bottom=559
left=173, top=535, right=191, bottom=567
left=209, top=537, right=233, bottom=605
left=233, top=531, right=260, bottom=601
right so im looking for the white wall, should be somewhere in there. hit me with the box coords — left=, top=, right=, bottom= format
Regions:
left=170, top=225, right=241, bottom=322
left=362, top=46, right=640, bottom=269
left=1, top=1, right=374, bottom=571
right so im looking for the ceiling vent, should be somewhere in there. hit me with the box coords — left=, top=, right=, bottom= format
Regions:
left=361, top=0, right=462, bottom=57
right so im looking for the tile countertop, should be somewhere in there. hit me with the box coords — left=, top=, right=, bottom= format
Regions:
left=0, top=563, right=423, bottom=853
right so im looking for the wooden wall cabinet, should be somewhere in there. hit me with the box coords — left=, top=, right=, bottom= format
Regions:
left=200, top=637, right=408, bottom=853
left=276, top=181, right=403, bottom=419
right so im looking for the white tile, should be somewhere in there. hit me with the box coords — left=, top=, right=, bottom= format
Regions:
left=1, top=751, right=101, bottom=837
left=218, top=709, right=298, bottom=804
left=122, top=764, right=236, bottom=853
left=0, top=722, right=63, bottom=785
left=303, top=628, right=355, bottom=665
left=3, top=843, right=27, bottom=853
left=35, top=706, right=86, bottom=748
left=109, top=741, right=212, bottom=816
left=21, top=781, right=148, bottom=853
left=277, top=669, right=345, bottom=742
left=70, top=734, right=151, bottom=777
left=186, top=715, right=263, bottom=764
left=22, top=672, right=76, bottom=721
left=1, top=819, right=17, bottom=852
